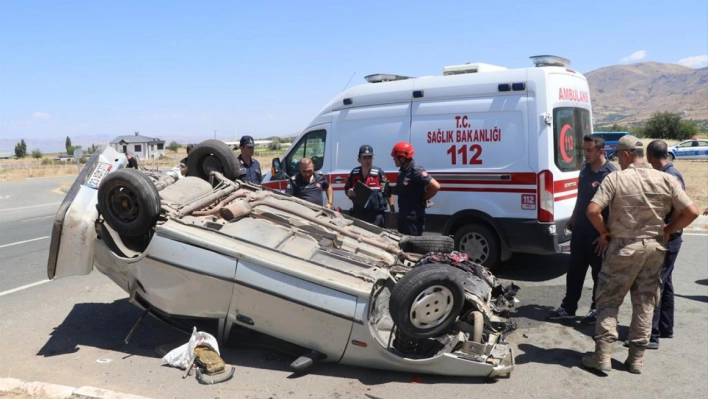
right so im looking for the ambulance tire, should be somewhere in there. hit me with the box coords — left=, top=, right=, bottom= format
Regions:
left=398, top=235, right=455, bottom=254
left=454, top=223, right=501, bottom=271
left=98, top=169, right=161, bottom=237
left=389, top=263, right=465, bottom=339
left=186, top=139, right=239, bottom=182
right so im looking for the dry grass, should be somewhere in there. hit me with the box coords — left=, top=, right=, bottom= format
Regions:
left=0, top=148, right=287, bottom=183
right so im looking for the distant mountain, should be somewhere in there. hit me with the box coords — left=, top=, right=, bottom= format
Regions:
left=586, top=61, right=708, bottom=125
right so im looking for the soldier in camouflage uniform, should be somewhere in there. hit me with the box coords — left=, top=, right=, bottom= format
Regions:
left=581, top=136, right=698, bottom=374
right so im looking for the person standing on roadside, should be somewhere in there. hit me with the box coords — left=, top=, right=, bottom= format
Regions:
left=344, top=144, right=394, bottom=227
left=286, top=157, right=334, bottom=208
left=547, top=135, right=617, bottom=324
left=237, top=135, right=262, bottom=184
left=581, top=136, right=698, bottom=375
left=639, top=139, right=686, bottom=349
left=390, top=142, right=440, bottom=236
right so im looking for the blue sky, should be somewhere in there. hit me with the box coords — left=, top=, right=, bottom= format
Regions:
left=1, top=0, right=707, bottom=146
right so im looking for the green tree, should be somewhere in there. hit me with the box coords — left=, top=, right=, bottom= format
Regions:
left=167, top=141, right=182, bottom=153
left=643, top=111, right=695, bottom=140
left=31, top=149, right=43, bottom=159
left=14, top=139, right=27, bottom=158
left=87, top=143, right=99, bottom=154
left=65, top=136, right=72, bottom=154
left=268, top=137, right=281, bottom=151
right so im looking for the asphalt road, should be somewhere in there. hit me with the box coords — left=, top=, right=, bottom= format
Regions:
left=0, top=177, right=706, bottom=399
left=0, top=176, right=72, bottom=292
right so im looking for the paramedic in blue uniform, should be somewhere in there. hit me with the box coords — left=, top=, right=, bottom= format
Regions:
left=286, top=157, right=334, bottom=208
left=344, top=145, right=394, bottom=227
left=547, top=134, right=617, bottom=324
left=390, top=142, right=440, bottom=236
left=237, top=135, right=262, bottom=184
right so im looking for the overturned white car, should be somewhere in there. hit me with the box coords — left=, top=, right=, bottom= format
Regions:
left=48, top=140, right=519, bottom=378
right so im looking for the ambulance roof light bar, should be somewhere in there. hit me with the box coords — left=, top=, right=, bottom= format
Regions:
left=364, top=74, right=413, bottom=83
left=530, top=55, right=571, bottom=68
left=443, top=63, right=507, bottom=75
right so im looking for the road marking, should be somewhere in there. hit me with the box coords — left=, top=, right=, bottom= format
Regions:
left=0, top=236, right=50, bottom=249
left=683, top=232, right=708, bottom=236
left=0, top=202, right=61, bottom=212
left=0, top=279, right=50, bottom=297
left=21, top=215, right=54, bottom=222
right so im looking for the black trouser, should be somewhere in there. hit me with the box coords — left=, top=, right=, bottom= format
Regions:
left=397, top=209, right=424, bottom=236
left=351, top=208, right=385, bottom=227
left=561, top=230, right=602, bottom=314
left=650, top=237, right=682, bottom=343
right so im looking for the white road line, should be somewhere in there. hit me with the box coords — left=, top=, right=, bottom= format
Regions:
left=21, top=215, right=54, bottom=222
left=0, top=202, right=61, bottom=212
left=0, top=236, right=50, bottom=249
left=683, top=232, right=708, bottom=236
left=0, top=280, right=50, bottom=297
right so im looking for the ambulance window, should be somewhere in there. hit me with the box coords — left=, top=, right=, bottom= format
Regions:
left=553, top=107, right=587, bottom=172
left=283, top=129, right=327, bottom=176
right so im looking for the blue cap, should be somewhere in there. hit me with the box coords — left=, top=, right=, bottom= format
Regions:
left=239, top=135, right=255, bottom=148
left=358, top=144, right=374, bottom=157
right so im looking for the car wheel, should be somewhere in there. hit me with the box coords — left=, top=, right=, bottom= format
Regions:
left=454, top=223, right=501, bottom=270
left=186, top=139, right=239, bottom=182
left=98, top=169, right=161, bottom=236
left=398, top=235, right=454, bottom=254
left=389, top=263, right=465, bottom=339
left=609, top=151, right=618, bottom=161
left=669, top=152, right=675, bottom=161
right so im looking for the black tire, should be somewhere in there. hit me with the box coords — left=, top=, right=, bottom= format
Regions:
left=186, top=139, right=239, bottom=182
left=398, top=235, right=454, bottom=254
left=669, top=152, right=675, bottom=161
left=609, top=151, right=618, bottom=162
left=453, top=223, right=501, bottom=270
left=389, top=264, right=465, bottom=339
left=98, top=169, right=161, bottom=236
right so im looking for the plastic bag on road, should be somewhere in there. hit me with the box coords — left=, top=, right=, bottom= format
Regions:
left=162, top=327, right=220, bottom=369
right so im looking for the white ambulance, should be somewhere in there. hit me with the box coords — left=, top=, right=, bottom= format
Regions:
left=262, top=55, right=590, bottom=270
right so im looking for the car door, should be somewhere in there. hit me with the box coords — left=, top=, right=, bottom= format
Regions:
left=230, top=259, right=357, bottom=361
left=266, top=126, right=330, bottom=191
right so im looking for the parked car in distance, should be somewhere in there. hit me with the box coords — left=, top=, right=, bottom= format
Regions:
left=669, top=139, right=708, bottom=160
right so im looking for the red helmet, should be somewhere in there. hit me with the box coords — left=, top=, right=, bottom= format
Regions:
left=391, top=142, right=415, bottom=159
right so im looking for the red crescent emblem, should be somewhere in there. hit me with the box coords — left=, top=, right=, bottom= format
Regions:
left=560, top=124, right=574, bottom=163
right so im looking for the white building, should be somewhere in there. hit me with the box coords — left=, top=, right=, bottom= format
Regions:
left=110, top=132, right=166, bottom=160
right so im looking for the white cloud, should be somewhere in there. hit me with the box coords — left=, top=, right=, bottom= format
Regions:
left=32, top=111, right=51, bottom=119
left=677, top=54, right=708, bottom=68
left=619, top=50, right=647, bottom=63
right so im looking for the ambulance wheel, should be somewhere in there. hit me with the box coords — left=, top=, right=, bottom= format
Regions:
left=98, top=169, right=161, bottom=237
left=186, top=139, right=239, bottom=182
left=389, top=263, right=465, bottom=339
left=454, top=223, right=500, bottom=270
left=398, top=235, right=454, bottom=254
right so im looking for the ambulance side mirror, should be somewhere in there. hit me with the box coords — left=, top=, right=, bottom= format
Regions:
left=272, top=158, right=285, bottom=180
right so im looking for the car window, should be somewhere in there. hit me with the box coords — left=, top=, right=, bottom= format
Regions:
left=283, top=129, right=327, bottom=176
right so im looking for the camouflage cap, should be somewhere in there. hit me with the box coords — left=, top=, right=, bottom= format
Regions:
left=616, top=135, right=643, bottom=151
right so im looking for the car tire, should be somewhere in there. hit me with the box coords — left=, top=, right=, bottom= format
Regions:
left=609, top=151, right=618, bottom=161
left=389, top=263, right=465, bottom=339
left=669, top=152, right=675, bottom=161
left=454, top=223, right=501, bottom=270
left=98, top=169, right=161, bottom=236
left=186, top=139, right=239, bottom=182
left=398, top=235, right=454, bottom=254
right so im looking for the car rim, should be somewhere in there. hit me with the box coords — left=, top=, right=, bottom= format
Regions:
left=409, top=285, right=454, bottom=329
left=108, top=186, right=140, bottom=222
left=459, top=232, right=489, bottom=263
left=201, top=154, right=224, bottom=176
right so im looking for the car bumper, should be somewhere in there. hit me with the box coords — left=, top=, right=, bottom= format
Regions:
left=497, top=218, right=571, bottom=255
